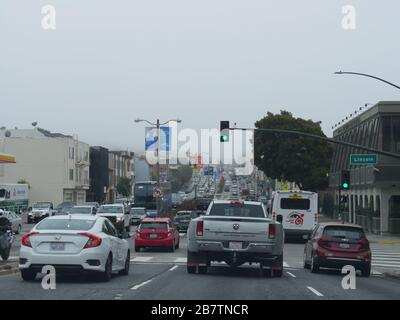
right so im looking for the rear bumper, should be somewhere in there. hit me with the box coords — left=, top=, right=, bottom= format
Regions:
left=135, top=237, right=174, bottom=247
left=316, top=257, right=370, bottom=270
left=191, top=240, right=279, bottom=254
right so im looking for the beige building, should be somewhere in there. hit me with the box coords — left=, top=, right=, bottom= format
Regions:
left=0, top=127, right=90, bottom=206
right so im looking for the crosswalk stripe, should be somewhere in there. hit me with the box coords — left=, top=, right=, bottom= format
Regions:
left=131, top=256, right=153, bottom=262
left=372, top=263, right=400, bottom=268
left=174, top=257, right=187, bottom=263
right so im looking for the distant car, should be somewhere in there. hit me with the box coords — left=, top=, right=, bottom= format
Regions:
left=0, top=210, right=22, bottom=234
left=303, top=223, right=371, bottom=277
left=135, top=218, right=180, bottom=252
left=69, top=205, right=97, bottom=215
left=85, top=202, right=100, bottom=209
left=174, top=211, right=193, bottom=232
left=130, top=207, right=146, bottom=225
left=28, top=202, right=55, bottom=223
left=96, top=204, right=130, bottom=233
left=55, top=201, right=75, bottom=215
left=19, top=214, right=130, bottom=282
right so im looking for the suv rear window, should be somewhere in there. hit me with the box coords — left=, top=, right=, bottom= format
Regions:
left=37, top=219, right=95, bottom=230
left=323, top=226, right=364, bottom=240
left=208, top=204, right=265, bottom=218
left=280, top=198, right=310, bottom=210
left=140, top=222, right=167, bottom=230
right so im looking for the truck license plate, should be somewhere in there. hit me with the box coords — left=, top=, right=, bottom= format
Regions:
left=229, top=242, right=242, bottom=250
left=50, top=243, right=65, bottom=251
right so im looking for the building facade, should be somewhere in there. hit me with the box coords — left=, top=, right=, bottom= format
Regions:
left=107, top=150, right=134, bottom=202
left=88, top=146, right=109, bottom=204
left=329, top=101, right=400, bottom=234
left=0, top=127, right=90, bottom=206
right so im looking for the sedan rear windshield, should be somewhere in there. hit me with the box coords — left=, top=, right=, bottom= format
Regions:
left=37, top=219, right=95, bottom=231
left=323, top=226, right=364, bottom=240
left=140, top=222, right=167, bottom=230
left=97, top=206, right=123, bottom=213
left=280, top=198, right=310, bottom=210
left=70, top=207, right=92, bottom=214
left=208, top=204, right=265, bottom=218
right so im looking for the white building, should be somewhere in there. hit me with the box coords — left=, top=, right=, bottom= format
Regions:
left=0, top=127, right=90, bottom=206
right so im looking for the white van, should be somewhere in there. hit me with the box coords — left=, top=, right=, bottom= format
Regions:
left=270, top=190, right=318, bottom=240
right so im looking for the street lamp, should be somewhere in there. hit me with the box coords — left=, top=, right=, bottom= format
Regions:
left=134, top=118, right=182, bottom=215
left=334, top=71, right=400, bottom=90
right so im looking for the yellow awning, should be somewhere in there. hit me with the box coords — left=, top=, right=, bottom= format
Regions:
left=0, top=153, right=16, bottom=164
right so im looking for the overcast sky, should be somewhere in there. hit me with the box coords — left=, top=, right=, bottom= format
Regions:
left=1, top=1, right=400, bottom=152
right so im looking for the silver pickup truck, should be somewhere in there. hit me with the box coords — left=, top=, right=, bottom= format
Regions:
left=187, top=200, right=284, bottom=277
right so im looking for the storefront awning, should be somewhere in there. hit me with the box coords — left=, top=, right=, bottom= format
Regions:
left=0, top=153, right=16, bottom=164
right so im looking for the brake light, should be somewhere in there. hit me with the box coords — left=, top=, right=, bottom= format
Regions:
left=268, top=224, right=276, bottom=239
left=230, top=200, right=244, bottom=206
left=21, top=232, right=39, bottom=248
left=79, top=232, right=102, bottom=249
left=318, top=237, right=332, bottom=249
left=196, top=221, right=204, bottom=236
left=358, top=238, right=370, bottom=251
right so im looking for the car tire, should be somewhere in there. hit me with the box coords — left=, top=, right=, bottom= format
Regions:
left=100, top=254, right=113, bottom=282
left=175, top=240, right=180, bottom=249
left=261, top=268, right=272, bottom=278
left=311, top=254, right=320, bottom=273
left=198, top=266, right=207, bottom=274
left=169, top=242, right=175, bottom=252
left=27, top=217, right=32, bottom=224
left=187, top=265, right=196, bottom=274
left=16, top=225, right=21, bottom=235
left=303, top=251, right=311, bottom=269
left=273, top=269, right=283, bottom=277
left=361, top=264, right=371, bottom=277
left=135, top=246, right=141, bottom=252
left=21, top=269, right=37, bottom=281
left=119, top=251, right=130, bottom=276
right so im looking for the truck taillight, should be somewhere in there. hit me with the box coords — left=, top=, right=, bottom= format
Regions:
left=268, top=224, right=276, bottom=239
left=21, top=232, right=39, bottom=248
left=79, top=232, right=102, bottom=249
left=196, top=221, right=204, bottom=236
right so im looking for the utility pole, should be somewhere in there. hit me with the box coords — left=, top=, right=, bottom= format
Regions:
left=156, top=119, right=161, bottom=216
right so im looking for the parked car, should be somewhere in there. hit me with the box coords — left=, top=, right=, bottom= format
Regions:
left=19, top=214, right=130, bottom=282
left=55, top=201, right=75, bottom=215
left=96, top=204, right=130, bottom=233
left=187, top=200, right=284, bottom=276
left=130, top=207, right=146, bottom=225
left=303, top=222, right=371, bottom=277
left=134, top=218, right=180, bottom=252
left=0, top=210, right=22, bottom=234
left=28, top=202, right=56, bottom=223
left=69, top=205, right=97, bottom=215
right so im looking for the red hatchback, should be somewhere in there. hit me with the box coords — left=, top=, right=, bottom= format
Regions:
left=134, top=218, right=180, bottom=252
left=303, top=223, right=371, bottom=277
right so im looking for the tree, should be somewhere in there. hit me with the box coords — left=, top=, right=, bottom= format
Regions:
left=116, top=177, right=132, bottom=197
left=17, top=179, right=30, bottom=189
left=254, top=110, right=333, bottom=191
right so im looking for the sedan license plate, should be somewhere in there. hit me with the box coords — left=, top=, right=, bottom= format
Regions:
left=50, top=242, right=65, bottom=251
left=339, top=243, right=350, bottom=249
left=229, top=242, right=242, bottom=250
left=149, top=234, right=158, bottom=239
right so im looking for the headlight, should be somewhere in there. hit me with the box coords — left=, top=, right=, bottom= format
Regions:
left=116, top=217, right=124, bottom=222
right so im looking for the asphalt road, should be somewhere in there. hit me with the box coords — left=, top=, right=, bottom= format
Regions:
left=0, top=228, right=399, bottom=300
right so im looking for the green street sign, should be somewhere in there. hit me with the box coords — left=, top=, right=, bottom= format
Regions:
left=350, top=154, right=377, bottom=165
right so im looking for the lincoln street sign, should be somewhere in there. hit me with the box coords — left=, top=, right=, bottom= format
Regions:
left=350, top=154, right=377, bottom=165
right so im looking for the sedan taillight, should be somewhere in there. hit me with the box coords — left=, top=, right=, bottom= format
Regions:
left=268, top=224, right=276, bottom=239
left=21, top=232, right=39, bottom=248
left=79, top=232, right=102, bottom=249
left=196, top=221, right=204, bottom=236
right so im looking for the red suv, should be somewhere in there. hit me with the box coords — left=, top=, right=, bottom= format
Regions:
left=134, top=218, right=180, bottom=252
left=303, top=223, right=371, bottom=277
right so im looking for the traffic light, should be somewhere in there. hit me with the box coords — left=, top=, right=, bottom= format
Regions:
left=220, top=121, right=230, bottom=142
left=340, top=170, right=350, bottom=190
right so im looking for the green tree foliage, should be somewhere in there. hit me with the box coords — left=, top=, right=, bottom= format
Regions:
left=116, top=177, right=132, bottom=197
left=254, top=111, right=333, bottom=191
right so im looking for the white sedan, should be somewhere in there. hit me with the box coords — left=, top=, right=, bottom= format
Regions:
left=19, top=214, right=130, bottom=282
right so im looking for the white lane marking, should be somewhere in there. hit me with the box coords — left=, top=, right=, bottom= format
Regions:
left=131, top=256, right=153, bottom=262
left=286, top=272, right=296, bottom=278
left=307, top=286, right=324, bottom=297
left=372, top=257, right=400, bottom=261
left=372, top=270, right=383, bottom=275
left=371, top=263, right=400, bottom=268
left=131, top=279, right=152, bottom=290
left=174, top=257, right=187, bottom=263
left=179, top=233, right=186, bottom=237
left=169, top=265, right=179, bottom=272
left=283, top=261, right=290, bottom=267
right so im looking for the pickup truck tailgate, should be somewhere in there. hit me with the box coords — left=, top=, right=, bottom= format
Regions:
left=201, top=216, right=270, bottom=242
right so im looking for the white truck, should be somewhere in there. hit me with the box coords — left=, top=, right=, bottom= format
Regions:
left=0, top=183, right=29, bottom=213
left=187, top=200, right=284, bottom=277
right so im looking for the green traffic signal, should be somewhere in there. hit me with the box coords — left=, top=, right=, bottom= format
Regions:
left=221, top=135, right=228, bottom=142
left=342, top=182, right=349, bottom=189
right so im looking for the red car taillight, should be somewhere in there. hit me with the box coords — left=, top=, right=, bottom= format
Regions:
left=318, top=237, right=332, bottom=249
left=21, top=232, right=39, bottom=248
left=196, top=221, right=204, bottom=236
left=358, top=238, right=370, bottom=251
left=268, top=224, right=276, bottom=239
left=79, top=232, right=102, bottom=249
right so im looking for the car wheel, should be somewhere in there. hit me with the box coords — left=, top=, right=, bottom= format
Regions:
left=187, top=265, right=196, bottom=274
left=175, top=239, right=180, bottom=249
left=303, top=251, right=311, bottom=269
left=273, top=269, right=283, bottom=277
left=361, top=264, right=371, bottom=277
left=261, top=267, right=272, bottom=278
left=311, top=254, right=319, bottom=273
left=21, top=269, right=37, bottom=281
left=16, top=225, right=21, bottom=235
left=169, top=242, right=175, bottom=252
left=119, top=251, right=130, bottom=276
left=27, top=217, right=32, bottom=224
left=135, top=246, right=141, bottom=252
left=198, top=266, right=207, bottom=274
left=100, top=254, right=113, bottom=282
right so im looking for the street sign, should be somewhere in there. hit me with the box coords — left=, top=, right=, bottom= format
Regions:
left=350, top=154, right=377, bottom=165
left=153, top=187, right=162, bottom=198
left=145, top=127, right=171, bottom=151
